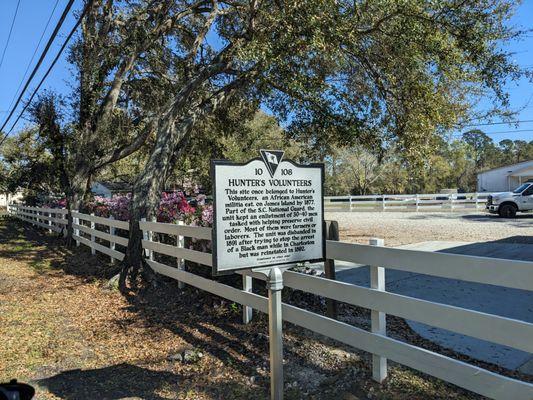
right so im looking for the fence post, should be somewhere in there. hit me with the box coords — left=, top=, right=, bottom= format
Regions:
left=242, top=274, right=253, bottom=324
left=141, top=218, right=152, bottom=260
left=381, top=195, right=386, bottom=211
left=48, top=211, right=53, bottom=233
left=90, top=213, right=96, bottom=255
left=63, top=211, right=68, bottom=238
left=369, top=237, right=387, bottom=383
left=415, top=194, right=420, bottom=212
left=149, top=217, right=156, bottom=261
left=474, top=193, right=479, bottom=209
left=325, top=220, right=339, bottom=319
left=73, top=211, right=80, bottom=246
left=449, top=194, right=454, bottom=212
left=349, top=195, right=353, bottom=211
left=176, top=220, right=185, bottom=289
left=109, top=216, right=116, bottom=264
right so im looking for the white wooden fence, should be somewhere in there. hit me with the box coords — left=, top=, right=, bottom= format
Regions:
left=71, top=211, right=129, bottom=262
left=7, top=204, right=68, bottom=234
left=7, top=205, right=533, bottom=400
left=325, top=192, right=491, bottom=212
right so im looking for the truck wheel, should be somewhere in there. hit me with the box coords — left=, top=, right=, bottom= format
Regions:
left=498, top=204, right=517, bottom=218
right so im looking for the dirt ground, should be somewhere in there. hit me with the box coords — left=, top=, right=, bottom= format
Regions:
left=0, top=218, right=513, bottom=399
left=325, top=211, right=533, bottom=247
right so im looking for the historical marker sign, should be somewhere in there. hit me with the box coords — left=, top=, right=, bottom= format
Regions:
left=211, top=150, right=324, bottom=274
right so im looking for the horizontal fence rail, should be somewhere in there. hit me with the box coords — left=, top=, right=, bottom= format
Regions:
left=8, top=204, right=533, bottom=400
left=8, top=204, right=67, bottom=234
left=327, top=241, right=533, bottom=291
left=137, top=221, right=533, bottom=400
left=71, top=211, right=129, bottom=262
left=325, top=192, right=492, bottom=212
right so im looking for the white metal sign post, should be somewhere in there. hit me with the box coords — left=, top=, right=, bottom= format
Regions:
left=211, top=150, right=324, bottom=400
left=265, top=266, right=284, bottom=400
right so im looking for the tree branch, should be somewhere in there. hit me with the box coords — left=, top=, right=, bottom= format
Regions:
left=92, top=119, right=156, bottom=171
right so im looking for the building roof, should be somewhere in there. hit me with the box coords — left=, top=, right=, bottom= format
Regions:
left=477, top=159, right=533, bottom=176
left=98, top=181, right=132, bottom=191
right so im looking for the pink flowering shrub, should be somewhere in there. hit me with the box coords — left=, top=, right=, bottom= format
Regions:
left=45, top=191, right=213, bottom=256
left=44, top=198, right=67, bottom=209
left=44, top=191, right=213, bottom=256
left=158, top=192, right=195, bottom=223
left=82, top=191, right=213, bottom=228
left=201, top=206, right=213, bottom=225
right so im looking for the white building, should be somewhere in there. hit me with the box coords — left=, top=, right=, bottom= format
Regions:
left=0, top=191, right=24, bottom=207
left=91, top=181, right=131, bottom=198
left=477, top=160, right=533, bottom=192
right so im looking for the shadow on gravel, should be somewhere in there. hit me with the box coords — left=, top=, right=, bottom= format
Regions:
left=460, top=213, right=533, bottom=225
left=1, top=219, right=503, bottom=398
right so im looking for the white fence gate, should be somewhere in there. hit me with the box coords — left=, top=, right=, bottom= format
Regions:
left=7, top=205, right=533, bottom=400
left=325, top=192, right=491, bottom=212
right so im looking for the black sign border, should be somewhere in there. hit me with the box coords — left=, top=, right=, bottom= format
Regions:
left=211, top=157, right=325, bottom=276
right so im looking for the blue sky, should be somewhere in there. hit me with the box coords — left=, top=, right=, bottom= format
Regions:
left=1, top=0, right=532, bottom=143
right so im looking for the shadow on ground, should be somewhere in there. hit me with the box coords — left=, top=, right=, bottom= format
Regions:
left=460, top=212, right=533, bottom=224
left=402, top=211, right=533, bottom=221
left=12, top=217, right=528, bottom=397
left=437, top=235, right=533, bottom=250
left=35, top=363, right=259, bottom=400
left=36, top=364, right=184, bottom=400
left=1, top=218, right=367, bottom=399
left=0, top=217, right=121, bottom=279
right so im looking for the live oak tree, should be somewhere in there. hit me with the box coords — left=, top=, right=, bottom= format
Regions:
left=168, top=110, right=304, bottom=191
left=55, top=0, right=190, bottom=238
left=2, top=1, right=204, bottom=239
left=118, top=0, right=524, bottom=286
left=2, top=1, right=521, bottom=285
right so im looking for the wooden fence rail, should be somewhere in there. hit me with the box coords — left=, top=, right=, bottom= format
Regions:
left=325, top=192, right=491, bottom=212
left=8, top=204, right=67, bottom=234
left=71, top=210, right=129, bottom=262
left=7, top=204, right=533, bottom=400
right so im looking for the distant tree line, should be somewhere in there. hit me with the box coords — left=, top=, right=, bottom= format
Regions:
left=325, top=130, right=533, bottom=195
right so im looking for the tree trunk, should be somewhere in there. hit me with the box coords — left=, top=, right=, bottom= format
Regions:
left=120, top=121, right=184, bottom=290
left=64, top=167, right=91, bottom=245
left=119, top=84, right=237, bottom=290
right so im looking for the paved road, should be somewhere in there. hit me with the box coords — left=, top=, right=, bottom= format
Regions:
left=323, top=240, right=533, bottom=374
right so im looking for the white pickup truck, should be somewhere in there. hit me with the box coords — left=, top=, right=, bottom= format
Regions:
left=486, top=180, right=533, bottom=217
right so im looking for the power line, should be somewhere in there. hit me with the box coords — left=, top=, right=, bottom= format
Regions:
left=452, top=129, right=533, bottom=138
left=0, top=0, right=76, bottom=134
left=0, top=0, right=94, bottom=146
left=461, top=119, right=533, bottom=128
left=462, top=119, right=533, bottom=128
left=0, top=0, right=22, bottom=71
left=6, top=0, right=61, bottom=115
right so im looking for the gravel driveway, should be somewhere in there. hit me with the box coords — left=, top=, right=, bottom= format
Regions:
left=325, top=211, right=533, bottom=246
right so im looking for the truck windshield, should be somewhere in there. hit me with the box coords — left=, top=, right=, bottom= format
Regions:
left=513, top=183, right=531, bottom=194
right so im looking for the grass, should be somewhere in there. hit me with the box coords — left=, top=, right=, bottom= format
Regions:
left=0, top=218, right=496, bottom=399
